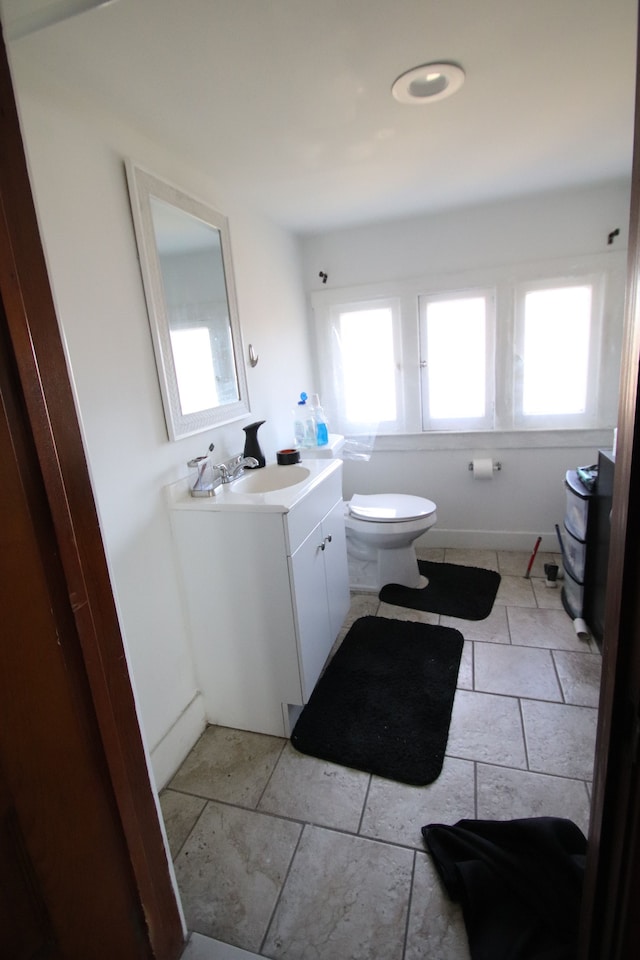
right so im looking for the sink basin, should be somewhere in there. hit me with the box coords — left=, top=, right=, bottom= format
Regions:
left=166, top=457, right=342, bottom=515
left=230, top=463, right=311, bottom=494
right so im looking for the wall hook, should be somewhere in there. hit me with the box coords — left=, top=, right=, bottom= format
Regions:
left=608, top=228, right=620, bottom=245
left=319, top=271, right=328, bottom=284
left=248, top=344, right=259, bottom=367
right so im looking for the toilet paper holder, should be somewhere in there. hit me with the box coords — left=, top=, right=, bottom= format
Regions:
left=468, top=460, right=502, bottom=471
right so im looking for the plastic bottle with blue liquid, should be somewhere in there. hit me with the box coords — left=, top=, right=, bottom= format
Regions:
left=309, top=393, right=329, bottom=446
left=294, top=392, right=317, bottom=448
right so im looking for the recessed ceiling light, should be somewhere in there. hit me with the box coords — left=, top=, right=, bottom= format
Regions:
left=391, top=62, right=465, bottom=104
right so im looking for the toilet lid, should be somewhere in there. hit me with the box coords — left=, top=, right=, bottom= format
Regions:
left=348, top=493, right=436, bottom=522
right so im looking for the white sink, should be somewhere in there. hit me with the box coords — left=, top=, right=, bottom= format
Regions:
left=165, top=457, right=341, bottom=514
left=230, top=463, right=311, bottom=494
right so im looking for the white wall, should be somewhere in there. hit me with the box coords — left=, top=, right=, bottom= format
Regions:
left=300, top=182, right=630, bottom=550
left=300, top=181, right=631, bottom=287
left=10, top=59, right=313, bottom=786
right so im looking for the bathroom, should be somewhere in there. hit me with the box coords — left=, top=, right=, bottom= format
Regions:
left=0, top=1, right=634, bottom=953
left=3, top=0, right=630, bottom=781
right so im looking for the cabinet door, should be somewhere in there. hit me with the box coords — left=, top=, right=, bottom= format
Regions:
left=289, top=520, right=332, bottom=701
left=322, top=499, right=351, bottom=639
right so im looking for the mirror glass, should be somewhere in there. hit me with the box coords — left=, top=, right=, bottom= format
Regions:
left=126, top=162, right=250, bottom=440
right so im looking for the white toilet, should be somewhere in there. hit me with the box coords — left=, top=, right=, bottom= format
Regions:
left=300, top=435, right=437, bottom=592
left=344, top=493, right=437, bottom=592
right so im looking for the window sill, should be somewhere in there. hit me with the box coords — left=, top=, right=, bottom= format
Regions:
left=366, top=427, right=615, bottom=453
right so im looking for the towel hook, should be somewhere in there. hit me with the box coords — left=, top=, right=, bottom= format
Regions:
left=248, top=344, right=259, bottom=367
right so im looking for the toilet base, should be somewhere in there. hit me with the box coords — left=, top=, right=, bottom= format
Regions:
left=347, top=545, right=428, bottom=593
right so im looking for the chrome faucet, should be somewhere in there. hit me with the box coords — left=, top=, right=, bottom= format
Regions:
left=217, top=455, right=259, bottom=483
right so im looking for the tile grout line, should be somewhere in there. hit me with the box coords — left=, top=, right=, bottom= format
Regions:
left=259, top=822, right=306, bottom=957
left=170, top=796, right=211, bottom=864
left=473, top=761, right=479, bottom=819
left=446, top=752, right=596, bottom=787
left=471, top=638, right=476, bottom=691
left=517, top=697, right=531, bottom=771
left=172, top=781, right=450, bottom=856
left=505, top=604, right=514, bottom=644
left=255, top=738, right=288, bottom=809
left=356, top=774, right=373, bottom=836
left=549, top=648, right=567, bottom=704
left=401, top=850, right=418, bottom=960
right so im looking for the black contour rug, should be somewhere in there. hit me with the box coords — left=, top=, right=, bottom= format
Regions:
left=379, top=560, right=501, bottom=620
left=291, top=615, right=463, bottom=786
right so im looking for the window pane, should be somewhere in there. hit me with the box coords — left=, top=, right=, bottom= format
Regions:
left=170, top=326, right=218, bottom=414
left=339, top=308, right=396, bottom=422
left=426, top=298, right=486, bottom=419
left=523, top=287, right=591, bottom=415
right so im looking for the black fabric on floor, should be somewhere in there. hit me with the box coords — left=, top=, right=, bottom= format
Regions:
left=379, top=560, right=501, bottom=620
left=291, top=615, right=463, bottom=785
left=422, top=817, right=587, bottom=960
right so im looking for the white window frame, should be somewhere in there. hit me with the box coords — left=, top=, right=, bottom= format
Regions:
left=323, top=297, right=405, bottom=435
left=310, top=252, right=624, bottom=441
left=512, top=274, right=604, bottom=430
left=418, top=289, right=496, bottom=431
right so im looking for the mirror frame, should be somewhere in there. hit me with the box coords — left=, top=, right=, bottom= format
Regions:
left=125, top=161, right=250, bottom=440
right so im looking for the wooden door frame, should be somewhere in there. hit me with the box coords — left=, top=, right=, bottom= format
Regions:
left=578, top=7, right=640, bottom=956
left=0, top=26, right=183, bottom=960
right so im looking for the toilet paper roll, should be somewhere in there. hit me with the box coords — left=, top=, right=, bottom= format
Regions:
left=472, top=457, right=494, bottom=480
left=573, top=618, right=591, bottom=642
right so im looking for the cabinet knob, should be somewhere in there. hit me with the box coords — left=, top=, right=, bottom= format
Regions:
left=319, top=535, right=333, bottom=551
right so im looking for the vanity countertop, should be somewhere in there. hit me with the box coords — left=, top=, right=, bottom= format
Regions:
left=165, top=456, right=342, bottom=514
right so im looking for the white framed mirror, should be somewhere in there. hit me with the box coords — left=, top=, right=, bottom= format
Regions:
left=125, top=162, right=250, bottom=440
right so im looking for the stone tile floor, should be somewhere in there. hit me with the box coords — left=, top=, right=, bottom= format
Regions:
left=163, top=548, right=600, bottom=960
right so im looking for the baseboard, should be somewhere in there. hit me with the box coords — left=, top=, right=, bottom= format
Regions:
left=419, top=529, right=561, bottom=553
left=150, top=691, right=207, bottom=790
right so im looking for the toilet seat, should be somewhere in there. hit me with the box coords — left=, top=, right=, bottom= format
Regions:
left=348, top=493, right=437, bottom=523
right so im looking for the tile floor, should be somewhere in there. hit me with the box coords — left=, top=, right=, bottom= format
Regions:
left=162, top=548, right=601, bottom=960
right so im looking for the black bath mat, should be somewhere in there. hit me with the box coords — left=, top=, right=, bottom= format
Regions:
left=379, top=561, right=501, bottom=621
left=291, top=616, right=463, bottom=785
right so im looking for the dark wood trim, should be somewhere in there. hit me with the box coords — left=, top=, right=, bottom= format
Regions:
left=578, top=6, right=640, bottom=956
left=0, top=26, right=183, bottom=960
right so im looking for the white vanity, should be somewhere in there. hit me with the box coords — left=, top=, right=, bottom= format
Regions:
left=166, top=458, right=350, bottom=737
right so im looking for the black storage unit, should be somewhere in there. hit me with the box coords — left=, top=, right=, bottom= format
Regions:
left=560, top=449, right=614, bottom=647
left=561, top=470, right=591, bottom=622
left=589, top=449, right=615, bottom=643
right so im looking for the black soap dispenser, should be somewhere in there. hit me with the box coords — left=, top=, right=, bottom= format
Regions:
left=242, top=420, right=266, bottom=468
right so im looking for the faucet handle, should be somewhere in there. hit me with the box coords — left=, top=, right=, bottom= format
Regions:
left=215, top=456, right=259, bottom=483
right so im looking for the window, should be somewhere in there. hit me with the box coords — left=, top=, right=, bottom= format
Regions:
left=328, top=300, right=401, bottom=430
left=514, top=283, right=595, bottom=427
left=312, top=255, right=617, bottom=437
left=419, top=292, right=495, bottom=430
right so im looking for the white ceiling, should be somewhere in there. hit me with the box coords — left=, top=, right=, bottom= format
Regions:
left=1, top=0, right=637, bottom=234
